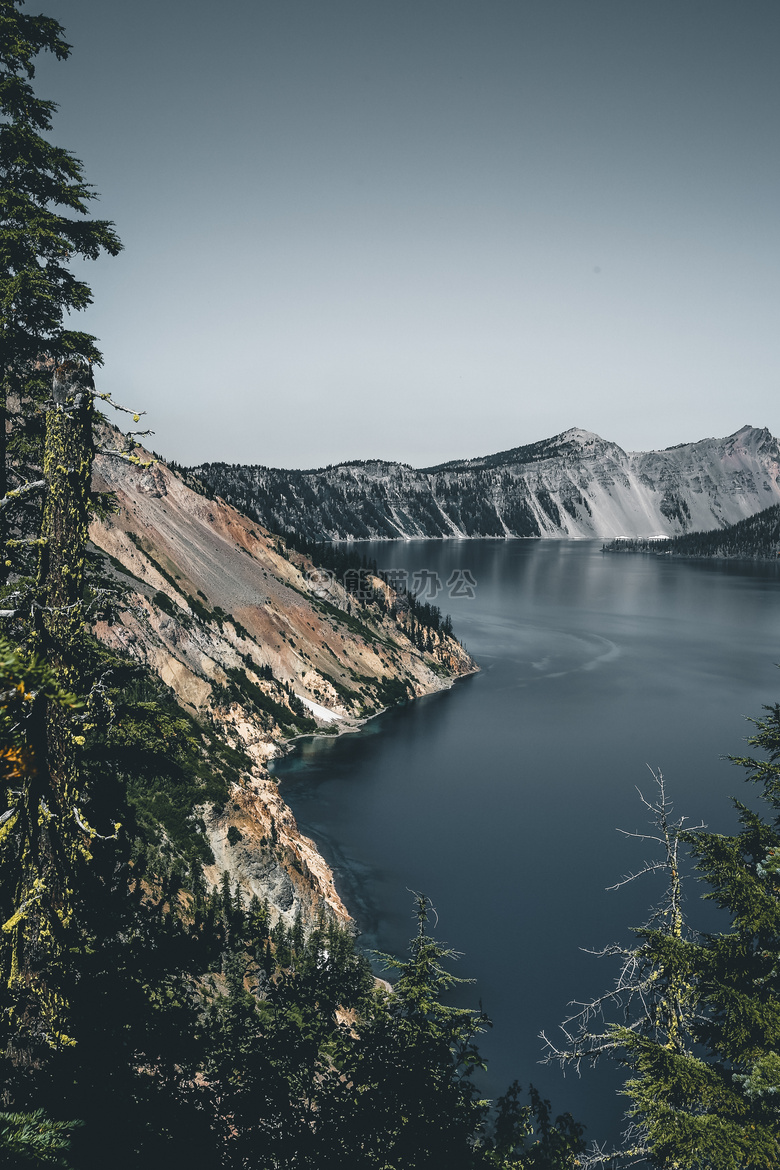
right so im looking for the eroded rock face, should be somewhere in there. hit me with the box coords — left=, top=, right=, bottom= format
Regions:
left=190, top=425, right=780, bottom=541
left=89, top=442, right=477, bottom=927
left=203, top=773, right=349, bottom=924
left=137, top=465, right=168, bottom=498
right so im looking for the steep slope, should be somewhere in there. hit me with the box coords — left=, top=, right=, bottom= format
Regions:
left=604, top=503, right=780, bottom=560
left=190, top=425, right=780, bottom=541
left=89, top=448, right=476, bottom=927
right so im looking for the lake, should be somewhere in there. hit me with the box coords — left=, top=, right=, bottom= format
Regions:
left=270, top=540, right=780, bottom=1149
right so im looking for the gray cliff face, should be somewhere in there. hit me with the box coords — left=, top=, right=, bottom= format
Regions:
left=191, top=426, right=780, bottom=541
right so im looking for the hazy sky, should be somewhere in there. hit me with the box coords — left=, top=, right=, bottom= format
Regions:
left=34, top=0, right=780, bottom=468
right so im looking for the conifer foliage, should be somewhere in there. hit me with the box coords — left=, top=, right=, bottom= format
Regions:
left=0, top=0, right=122, bottom=1051
left=681, top=706, right=780, bottom=1166
left=0, top=0, right=121, bottom=368
left=0, top=0, right=121, bottom=574
left=546, top=717, right=780, bottom=1168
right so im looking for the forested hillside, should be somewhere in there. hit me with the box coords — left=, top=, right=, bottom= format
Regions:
left=604, top=502, right=780, bottom=559
left=2, top=4, right=780, bottom=1168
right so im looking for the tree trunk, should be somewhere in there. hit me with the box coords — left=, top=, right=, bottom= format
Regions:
left=0, top=376, right=8, bottom=592
left=37, top=361, right=94, bottom=687
left=5, top=361, right=97, bottom=1051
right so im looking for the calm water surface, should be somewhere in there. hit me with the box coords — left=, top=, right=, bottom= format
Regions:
left=271, top=541, right=780, bottom=1147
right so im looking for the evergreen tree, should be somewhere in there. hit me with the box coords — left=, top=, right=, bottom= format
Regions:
left=0, top=0, right=128, bottom=1063
left=671, top=705, right=780, bottom=1167
left=0, top=632, right=87, bottom=1054
left=546, top=719, right=780, bottom=1168
left=0, top=0, right=121, bottom=584
left=484, top=1081, right=586, bottom=1170
left=0, top=1107, right=81, bottom=1166
left=318, top=895, right=584, bottom=1169
left=320, top=893, right=492, bottom=1168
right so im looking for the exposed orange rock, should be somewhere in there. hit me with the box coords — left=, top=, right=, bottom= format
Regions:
left=88, top=442, right=476, bottom=929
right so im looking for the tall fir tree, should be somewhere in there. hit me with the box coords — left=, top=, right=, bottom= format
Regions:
left=0, top=0, right=121, bottom=582
left=0, top=0, right=121, bottom=1062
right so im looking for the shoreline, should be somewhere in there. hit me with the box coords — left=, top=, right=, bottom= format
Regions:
left=269, top=667, right=480, bottom=938
left=276, top=661, right=481, bottom=753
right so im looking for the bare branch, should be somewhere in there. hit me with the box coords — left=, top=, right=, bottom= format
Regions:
left=6, top=537, right=46, bottom=550
left=94, top=390, right=147, bottom=423
left=72, top=807, right=120, bottom=841
left=0, top=480, right=45, bottom=512
left=98, top=448, right=156, bottom=470
left=606, top=859, right=669, bottom=891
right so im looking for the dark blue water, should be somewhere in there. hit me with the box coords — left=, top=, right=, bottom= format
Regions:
left=271, top=540, right=780, bottom=1148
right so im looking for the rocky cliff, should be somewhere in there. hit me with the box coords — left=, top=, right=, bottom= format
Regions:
left=190, top=425, right=780, bottom=541
left=89, top=446, right=476, bottom=929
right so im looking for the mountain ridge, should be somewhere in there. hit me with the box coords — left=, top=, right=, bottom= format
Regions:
left=190, top=425, right=780, bottom=542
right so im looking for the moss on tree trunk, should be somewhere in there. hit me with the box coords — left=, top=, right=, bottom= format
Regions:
left=0, top=362, right=96, bottom=1051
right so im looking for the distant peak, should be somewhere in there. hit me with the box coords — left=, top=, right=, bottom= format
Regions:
left=732, top=424, right=771, bottom=438
left=727, top=424, right=773, bottom=445
left=554, top=427, right=604, bottom=444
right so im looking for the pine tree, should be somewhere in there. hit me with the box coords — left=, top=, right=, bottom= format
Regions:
left=0, top=1106, right=81, bottom=1166
left=484, top=1081, right=586, bottom=1169
left=0, top=0, right=121, bottom=539
left=0, top=0, right=121, bottom=1065
left=545, top=722, right=780, bottom=1168
left=321, top=893, right=492, bottom=1169
left=671, top=704, right=780, bottom=1167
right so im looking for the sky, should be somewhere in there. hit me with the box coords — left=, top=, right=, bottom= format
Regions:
left=32, top=0, right=780, bottom=469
